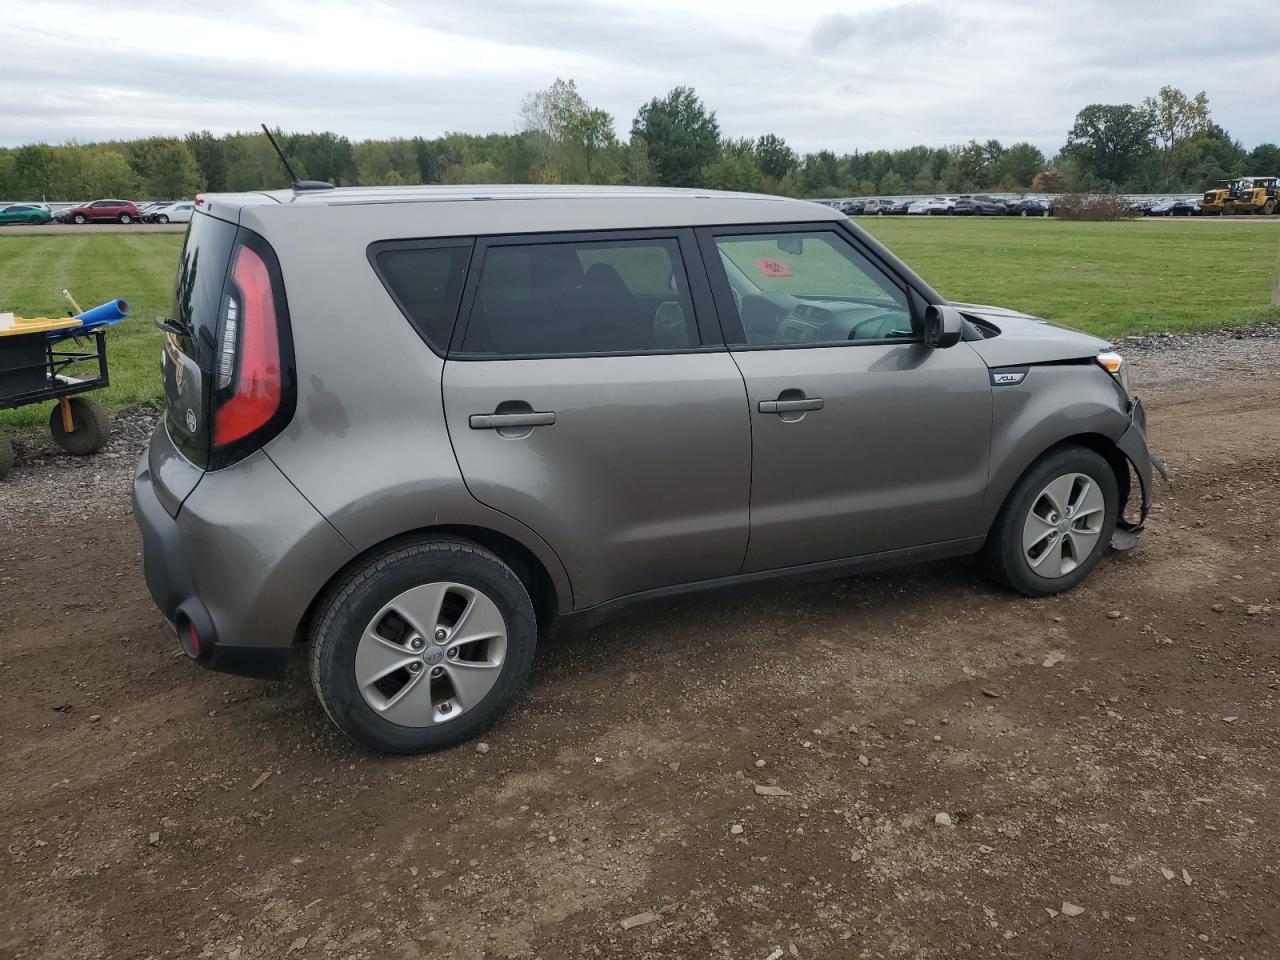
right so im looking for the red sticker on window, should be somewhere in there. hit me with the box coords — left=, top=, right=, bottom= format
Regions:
left=755, top=258, right=793, bottom=279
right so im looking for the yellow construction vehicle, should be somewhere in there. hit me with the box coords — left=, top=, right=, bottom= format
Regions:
left=1227, top=176, right=1279, bottom=215
left=1198, top=180, right=1233, bottom=215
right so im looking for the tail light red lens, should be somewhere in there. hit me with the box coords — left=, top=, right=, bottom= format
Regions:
left=214, top=245, right=283, bottom=446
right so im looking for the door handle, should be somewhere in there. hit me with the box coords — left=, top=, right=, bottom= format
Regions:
left=469, top=411, right=556, bottom=430
left=758, top=398, right=824, bottom=414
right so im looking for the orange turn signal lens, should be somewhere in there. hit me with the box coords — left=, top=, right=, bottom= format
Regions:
left=1095, top=351, right=1124, bottom=374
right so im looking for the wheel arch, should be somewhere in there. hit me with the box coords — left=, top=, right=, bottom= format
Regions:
left=985, top=431, right=1133, bottom=538
left=297, top=523, right=566, bottom=644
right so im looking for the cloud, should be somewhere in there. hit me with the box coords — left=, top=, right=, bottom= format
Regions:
left=0, top=0, right=1276, bottom=154
left=809, top=3, right=955, bottom=53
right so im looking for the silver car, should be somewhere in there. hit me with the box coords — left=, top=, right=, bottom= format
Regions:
left=134, top=185, right=1161, bottom=754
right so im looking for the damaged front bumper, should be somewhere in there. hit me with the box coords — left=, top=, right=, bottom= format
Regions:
left=1112, top=396, right=1167, bottom=550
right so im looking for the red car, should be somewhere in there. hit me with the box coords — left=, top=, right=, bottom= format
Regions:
left=56, top=199, right=142, bottom=224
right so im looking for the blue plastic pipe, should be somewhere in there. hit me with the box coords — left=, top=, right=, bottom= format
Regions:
left=76, top=299, right=131, bottom=330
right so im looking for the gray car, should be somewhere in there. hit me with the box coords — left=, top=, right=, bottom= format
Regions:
left=133, top=185, right=1161, bottom=754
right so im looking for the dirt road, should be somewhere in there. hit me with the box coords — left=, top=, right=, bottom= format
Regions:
left=2, top=330, right=1278, bottom=959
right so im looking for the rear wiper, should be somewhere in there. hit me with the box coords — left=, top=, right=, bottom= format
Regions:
left=154, top=316, right=192, bottom=338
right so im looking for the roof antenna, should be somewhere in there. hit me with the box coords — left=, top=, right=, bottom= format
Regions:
left=260, top=123, right=334, bottom=191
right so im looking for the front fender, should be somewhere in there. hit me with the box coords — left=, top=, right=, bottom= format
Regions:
left=982, top=364, right=1131, bottom=531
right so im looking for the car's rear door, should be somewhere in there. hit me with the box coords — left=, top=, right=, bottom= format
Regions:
left=699, top=223, right=992, bottom=573
left=441, top=229, right=750, bottom=609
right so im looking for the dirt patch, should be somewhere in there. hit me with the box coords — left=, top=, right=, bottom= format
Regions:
left=2, top=338, right=1278, bottom=959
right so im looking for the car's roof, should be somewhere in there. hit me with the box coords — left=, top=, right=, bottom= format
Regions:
left=207, top=184, right=844, bottom=237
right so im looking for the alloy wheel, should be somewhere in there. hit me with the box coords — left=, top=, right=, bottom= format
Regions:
left=354, top=581, right=508, bottom=727
left=1021, top=472, right=1106, bottom=579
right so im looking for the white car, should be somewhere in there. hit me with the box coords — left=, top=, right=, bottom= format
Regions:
left=908, top=197, right=954, bottom=216
left=145, top=201, right=196, bottom=224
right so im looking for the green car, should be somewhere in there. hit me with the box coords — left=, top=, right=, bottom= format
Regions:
left=0, top=204, right=52, bottom=225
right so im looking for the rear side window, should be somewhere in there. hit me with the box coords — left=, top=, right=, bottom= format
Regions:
left=370, top=241, right=471, bottom=354
left=459, top=237, right=698, bottom=357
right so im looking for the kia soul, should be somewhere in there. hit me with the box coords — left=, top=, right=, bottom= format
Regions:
left=133, top=185, right=1161, bottom=754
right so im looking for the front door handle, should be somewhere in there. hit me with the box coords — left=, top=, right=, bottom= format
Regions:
left=469, top=411, right=556, bottom=430
left=758, top=398, right=824, bottom=414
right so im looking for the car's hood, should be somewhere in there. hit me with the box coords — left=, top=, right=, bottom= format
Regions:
left=951, top=301, right=1110, bottom=367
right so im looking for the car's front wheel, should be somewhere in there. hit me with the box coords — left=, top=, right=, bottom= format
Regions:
left=983, top=444, right=1119, bottom=597
left=119, top=214, right=132, bottom=224
left=156, top=214, right=169, bottom=224
left=72, top=214, right=86, bottom=224
left=310, top=537, right=537, bottom=754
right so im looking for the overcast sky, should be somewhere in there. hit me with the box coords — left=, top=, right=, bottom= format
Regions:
left=3, top=0, right=1277, bottom=154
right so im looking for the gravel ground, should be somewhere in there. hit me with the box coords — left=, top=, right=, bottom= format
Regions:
left=1, top=325, right=1279, bottom=959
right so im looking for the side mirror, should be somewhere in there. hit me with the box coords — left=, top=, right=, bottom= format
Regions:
left=923, top=304, right=964, bottom=349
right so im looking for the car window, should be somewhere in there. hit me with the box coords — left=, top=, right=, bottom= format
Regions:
left=713, top=230, right=914, bottom=347
left=371, top=243, right=471, bottom=355
left=460, top=237, right=698, bottom=357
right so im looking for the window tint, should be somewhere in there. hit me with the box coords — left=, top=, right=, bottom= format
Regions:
left=461, top=238, right=698, bottom=356
left=714, top=231, right=914, bottom=347
left=372, top=244, right=470, bottom=354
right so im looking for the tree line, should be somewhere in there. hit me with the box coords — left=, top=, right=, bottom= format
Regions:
left=1, top=80, right=1275, bottom=201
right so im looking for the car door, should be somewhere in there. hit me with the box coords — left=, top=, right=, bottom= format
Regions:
left=0, top=206, right=18, bottom=224
left=699, top=223, right=993, bottom=573
left=441, top=229, right=751, bottom=609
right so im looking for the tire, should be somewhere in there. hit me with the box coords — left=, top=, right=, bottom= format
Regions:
left=28, top=216, right=41, bottom=225
left=0, top=434, right=13, bottom=480
left=982, top=444, right=1119, bottom=597
left=310, top=536, right=537, bottom=754
left=157, top=214, right=169, bottom=224
left=73, top=214, right=86, bottom=224
left=119, top=214, right=132, bottom=224
left=1264, top=200, right=1276, bottom=216
left=49, top=397, right=111, bottom=455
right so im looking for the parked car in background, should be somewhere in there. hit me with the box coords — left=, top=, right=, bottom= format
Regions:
left=1007, top=199, right=1051, bottom=217
left=133, top=184, right=1160, bottom=754
left=838, top=200, right=865, bottom=215
left=1146, top=198, right=1191, bottom=217
left=909, top=197, right=957, bottom=216
left=953, top=196, right=1006, bottom=216
left=55, top=199, right=142, bottom=224
left=862, top=199, right=894, bottom=215
left=1166, top=198, right=1199, bottom=217
left=144, top=201, right=196, bottom=224
left=0, top=203, right=53, bottom=225
left=888, top=199, right=912, bottom=214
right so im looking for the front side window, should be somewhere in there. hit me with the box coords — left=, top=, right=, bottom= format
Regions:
left=460, top=237, right=698, bottom=357
left=713, top=231, right=914, bottom=347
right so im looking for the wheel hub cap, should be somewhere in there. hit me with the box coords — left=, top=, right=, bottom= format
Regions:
left=354, top=581, right=508, bottom=728
left=1022, top=472, right=1106, bottom=579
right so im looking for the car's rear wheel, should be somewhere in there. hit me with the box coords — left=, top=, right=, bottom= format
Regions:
left=72, top=214, right=86, bottom=224
left=310, top=537, right=537, bottom=754
left=983, top=445, right=1119, bottom=597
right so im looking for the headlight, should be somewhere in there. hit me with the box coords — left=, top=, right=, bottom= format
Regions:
left=1096, top=351, right=1131, bottom=396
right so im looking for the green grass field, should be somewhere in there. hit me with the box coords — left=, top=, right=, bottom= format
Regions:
left=1, top=233, right=182, bottom=429
left=859, top=217, right=1280, bottom=341
left=1, top=220, right=1277, bottom=433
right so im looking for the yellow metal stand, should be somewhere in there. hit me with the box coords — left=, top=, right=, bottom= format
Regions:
left=58, top=396, right=76, bottom=433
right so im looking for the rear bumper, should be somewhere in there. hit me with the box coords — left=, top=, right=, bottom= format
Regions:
left=132, top=448, right=355, bottom=680
left=1112, top=396, right=1166, bottom=549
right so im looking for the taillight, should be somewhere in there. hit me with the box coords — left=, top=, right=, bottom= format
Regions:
left=209, top=234, right=294, bottom=466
